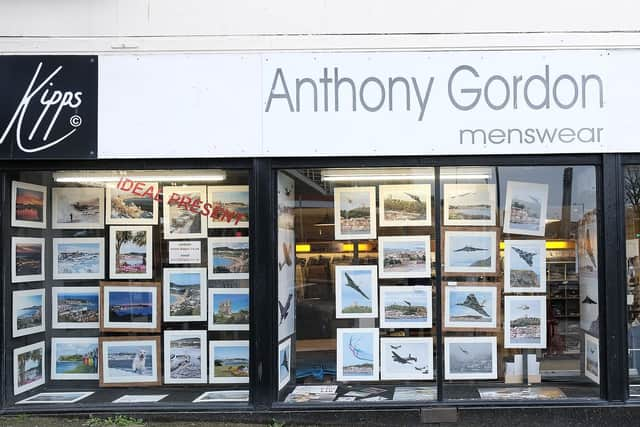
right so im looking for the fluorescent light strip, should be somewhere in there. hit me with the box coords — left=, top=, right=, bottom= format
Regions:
left=54, top=175, right=225, bottom=183
left=322, top=174, right=490, bottom=182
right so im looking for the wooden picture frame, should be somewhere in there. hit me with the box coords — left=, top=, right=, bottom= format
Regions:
left=100, top=281, right=161, bottom=333
left=99, top=336, right=161, bottom=387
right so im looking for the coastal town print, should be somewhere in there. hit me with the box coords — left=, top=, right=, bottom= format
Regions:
left=209, top=340, right=250, bottom=384
left=106, top=182, right=158, bottom=225
left=52, top=187, right=104, bottom=229
left=503, top=181, right=549, bottom=237
left=12, top=181, right=46, bottom=228
left=52, top=237, right=105, bottom=280
left=337, top=328, right=379, bottom=382
left=101, top=283, right=159, bottom=332
left=444, top=285, right=497, bottom=329
left=504, top=295, right=547, bottom=349
left=335, top=265, right=378, bottom=319
left=164, top=331, right=207, bottom=384
left=52, top=286, right=99, bottom=329
left=163, top=268, right=206, bottom=322
left=109, top=226, right=153, bottom=279
left=445, top=336, right=497, bottom=380
left=443, top=183, right=496, bottom=226
left=380, top=337, right=433, bottom=380
left=163, top=185, right=207, bottom=239
left=208, top=185, right=250, bottom=228
left=333, top=187, right=377, bottom=240
left=12, top=237, right=45, bottom=283
left=14, top=341, right=45, bottom=395
left=208, top=288, right=250, bottom=331
left=504, top=240, right=546, bottom=293
left=379, top=286, right=432, bottom=329
left=208, top=237, right=250, bottom=280
left=51, top=337, right=99, bottom=380
left=379, top=184, right=431, bottom=227
left=100, top=337, right=160, bottom=386
left=378, top=235, right=431, bottom=279
left=443, top=230, right=497, bottom=274
left=12, top=288, right=45, bottom=337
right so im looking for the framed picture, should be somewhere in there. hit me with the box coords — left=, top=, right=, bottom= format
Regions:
left=580, top=276, right=599, bottom=334
left=277, top=172, right=295, bottom=230
left=100, top=281, right=161, bottom=333
left=11, top=181, right=46, bottom=228
left=278, top=337, right=292, bottom=391
left=443, top=229, right=498, bottom=275
left=503, top=181, right=549, bottom=237
left=52, top=237, right=105, bottom=280
left=577, top=210, right=598, bottom=278
left=333, top=187, right=377, bottom=240
left=335, top=265, right=378, bottom=319
left=13, top=288, right=45, bottom=337
left=163, top=185, right=207, bottom=239
left=504, top=295, right=547, bottom=349
left=17, top=391, right=94, bottom=405
left=585, top=333, right=600, bottom=384
left=52, top=286, right=100, bottom=329
left=209, top=340, right=250, bottom=384
left=11, top=236, right=45, bottom=283
left=106, top=182, right=158, bottom=225
left=163, top=268, right=207, bottom=322
left=112, top=394, right=167, bottom=403
left=379, top=184, right=431, bottom=227
left=379, top=286, right=432, bottom=329
left=443, top=183, right=497, bottom=226
left=444, top=285, right=498, bottom=329
left=378, top=235, right=431, bottom=279
left=208, top=288, right=250, bottom=331
left=504, top=240, right=547, bottom=293
left=52, top=187, right=104, bottom=229
left=14, top=341, right=45, bottom=395
left=380, top=337, right=433, bottom=380
left=193, top=390, right=249, bottom=403
left=444, top=336, right=497, bottom=380
left=336, top=328, right=379, bottom=382
left=109, top=225, right=153, bottom=279
left=50, top=337, right=99, bottom=380
left=208, top=185, right=250, bottom=228
left=164, top=330, right=208, bottom=384
left=278, top=228, right=296, bottom=341
left=99, top=336, right=161, bottom=387
left=208, top=236, right=249, bottom=280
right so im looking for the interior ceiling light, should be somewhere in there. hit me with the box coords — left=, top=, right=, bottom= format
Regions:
left=53, top=170, right=226, bottom=183
left=321, top=167, right=491, bottom=182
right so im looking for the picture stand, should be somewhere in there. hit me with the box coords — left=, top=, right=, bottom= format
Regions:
left=522, top=349, right=529, bottom=386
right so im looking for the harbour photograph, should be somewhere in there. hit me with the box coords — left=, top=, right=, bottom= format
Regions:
left=107, top=290, right=154, bottom=323
left=54, top=287, right=99, bottom=326
left=168, top=271, right=203, bottom=317
left=209, top=237, right=249, bottom=278
left=505, top=296, right=546, bottom=347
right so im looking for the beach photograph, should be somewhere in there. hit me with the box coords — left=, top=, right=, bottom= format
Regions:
left=101, top=338, right=159, bottom=386
left=109, top=226, right=152, bottom=279
left=379, top=285, right=431, bottom=328
left=443, top=183, right=496, bottom=226
left=52, top=286, right=99, bottom=328
left=12, top=237, right=44, bottom=283
left=380, top=337, right=433, bottom=380
left=164, top=331, right=207, bottom=384
left=52, top=187, right=104, bottom=229
left=445, top=337, right=497, bottom=380
left=444, top=230, right=497, bottom=274
left=335, top=265, right=378, bottom=319
left=504, top=181, right=549, bottom=237
left=504, top=240, right=546, bottom=293
left=163, top=185, right=207, bottom=239
left=209, top=340, right=250, bottom=384
left=106, top=183, right=158, bottom=224
left=208, top=185, right=250, bottom=228
left=445, top=286, right=497, bottom=329
left=53, top=237, right=104, bottom=280
left=163, top=268, right=206, bottom=321
left=106, top=290, right=154, bottom=323
left=585, top=334, right=600, bottom=384
left=51, top=337, right=99, bottom=380
left=12, top=288, right=45, bottom=337
left=209, top=288, right=250, bottom=330
left=336, top=328, right=379, bottom=381
left=379, top=184, right=431, bottom=227
left=12, top=181, right=46, bottom=228
left=379, top=235, right=430, bottom=278
left=333, top=187, right=376, bottom=240
left=14, top=341, right=45, bottom=395
left=504, top=295, right=547, bottom=349
left=208, top=237, right=250, bottom=280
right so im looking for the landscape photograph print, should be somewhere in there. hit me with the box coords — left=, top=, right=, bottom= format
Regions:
left=50, top=337, right=99, bottom=380
left=209, top=340, right=250, bottom=384
left=12, top=181, right=46, bottom=228
left=333, top=187, right=377, bottom=240
left=109, top=226, right=153, bottom=279
left=163, top=268, right=207, bottom=322
left=443, top=183, right=496, bottom=226
left=336, top=328, right=379, bottom=382
left=208, top=236, right=250, bottom=280
left=335, top=265, right=378, bottom=319
left=11, top=236, right=45, bottom=283
left=52, top=286, right=99, bottom=329
left=52, top=187, right=104, bottom=229
left=380, top=337, right=433, bottom=380
left=504, top=295, right=547, bottom=349
left=379, top=184, right=431, bottom=227
left=106, top=182, right=158, bottom=225
left=379, top=285, right=432, bottom=328
left=444, top=285, right=497, bottom=329
left=164, top=330, right=207, bottom=384
left=444, top=336, right=497, bottom=380
left=208, top=288, right=250, bottom=331
left=585, top=333, right=600, bottom=384
left=101, top=282, right=160, bottom=332
left=163, top=185, right=207, bottom=239
left=378, top=235, right=431, bottom=279
left=503, top=181, right=549, bottom=237
left=52, top=237, right=105, bottom=280
left=12, top=288, right=45, bottom=338
left=100, top=336, right=161, bottom=387
left=504, top=240, right=546, bottom=293
left=208, top=185, right=250, bottom=228
left=443, top=229, right=498, bottom=275
left=14, top=341, right=45, bottom=395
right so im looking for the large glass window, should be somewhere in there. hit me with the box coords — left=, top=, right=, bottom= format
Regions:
left=625, top=165, right=640, bottom=398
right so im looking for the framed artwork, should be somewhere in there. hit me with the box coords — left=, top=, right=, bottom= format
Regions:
left=504, top=295, right=547, bottom=349
left=11, top=181, right=46, bottom=228
left=443, top=229, right=498, bottom=275
left=335, top=265, right=378, bottom=319
left=17, top=391, right=94, bottom=405
left=333, top=187, right=377, bottom=240
left=443, top=183, right=496, bottom=226
left=163, top=268, right=207, bottom=322
left=193, top=390, right=249, bottom=403
left=52, top=286, right=99, bottom=329
left=444, top=285, right=498, bottom=329
left=503, top=181, right=549, bottom=237
left=11, top=236, right=45, bottom=283
left=208, top=185, right=250, bottom=228
left=444, top=336, right=497, bottom=380
left=336, top=328, right=379, bottom=382
left=580, top=276, right=599, bottom=335
left=99, top=336, right=161, bottom=387
left=109, top=225, right=153, bottom=279
left=277, top=172, right=295, bottom=230
left=52, top=187, right=104, bottom=229
left=106, top=182, right=158, bottom=225
left=112, top=394, right=167, bottom=403
left=378, top=235, right=431, bottom=279
left=100, top=281, right=161, bottom=333
left=164, top=330, right=208, bottom=384
left=14, top=341, right=45, bottom=395
left=52, top=237, right=105, bottom=280
left=208, top=236, right=249, bottom=280
left=278, top=337, right=292, bottom=391
left=278, top=228, right=296, bottom=341
left=379, top=286, right=432, bottom=329
left=50, top=337, right=99, bottom=380
left=163, top=185, right=207, bottom=239
left=577, top=210, right=598, bottom=278
left=504, top=240, right=547, bottom=293
left=379, top=184, right=431, bottom=227
left=12, top=288, right=45, bottom=337
left=585, top=333, right=600, bottom=384
left=380, top=337, right=434, bottom=380
left=209, top=340, right=250, bottom=384
left=208, top=288, right=250, bottom=331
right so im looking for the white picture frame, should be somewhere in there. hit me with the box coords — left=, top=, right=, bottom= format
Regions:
left=163, top=268, right=207, bottom=322
left=335, top=265, right=378, bottom=319
left=504, top=240, right=547, bottom=293
left=109, top=225, right=153, bottom=279
left=379, top=184, right=431, bottom=227
left=443, top=183, right=497, bottom=226
left=336, top=328, right=379, bottom=382
left=208, top=288, right=250, bottom=331
left=163, top=330, right=208, bottom=384
left=51, top=187, right=104, bottom=229
left=11, top=181, right=47, bottom=229
left=100, top=337, right=161, bottom=387
left=209, top=340, right=250, bottom=384
left=52, top=286, right=100, bottom=329
left=207, top=185, right=250, bottom=228
left=17, top=391, right=94, bottom=405
left=14, top=341, right=45, bottom=395
left=444, top=336, right=497, bottom=380
left=278, top=337, right=292, bottom=391
left=50, top=337, right=99, bottom=380
left=333, top=187, right=377, bottom=240
left=11, top=236, right=45, bottom=283
left=504, top=295, right=547, bottom=349
left=443, top=229, right=497, bottom=274
left=380, top=337, right=434, bottom=380
left=105, top=182, right=159, bottom=225
left=378, top=235, right=431, bottom=279
left=192, top=390, right=249, bottom=403
left=52, top=237, right=105, bottom=280
left=444, top=285, right=498, bottom=329
left=379, top=286, right=432, bottom=329
left=208, top=236, right=250, bottom=280
left=503, top=181, right=549, bottom=237
left=584, top=333, right=600, bottom=384
left=163, top=185, right=207, bottom=239
left=13, top=288, right=45, bottom=338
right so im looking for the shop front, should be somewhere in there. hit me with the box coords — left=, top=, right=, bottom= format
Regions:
left=0, top=50, right=637, bottom=423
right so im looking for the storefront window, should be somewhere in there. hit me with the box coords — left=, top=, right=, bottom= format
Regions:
left=625, top=165, right=640, bottom=398
left=6, top=168, right=251, bottom=406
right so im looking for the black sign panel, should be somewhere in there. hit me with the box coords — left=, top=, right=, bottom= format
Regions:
left=0, top=56, right=97, bottom=159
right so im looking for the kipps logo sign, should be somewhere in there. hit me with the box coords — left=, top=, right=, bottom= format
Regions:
left=0, top=56, right=97, bottom=159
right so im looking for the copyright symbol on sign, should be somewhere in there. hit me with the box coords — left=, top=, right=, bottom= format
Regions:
left=70, top=115, right=82, bottom=127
